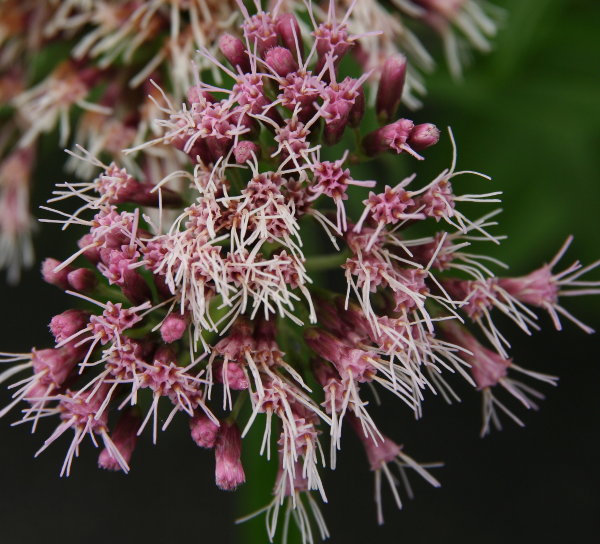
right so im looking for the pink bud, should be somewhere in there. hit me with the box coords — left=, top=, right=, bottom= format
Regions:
left=216, top=361, right=249, bottom=390
left=324, top=121, right=347, bottom=146
left=408, top=123, right=440, bottom=150
left=190, top=414, right=220, bottom=448
left=67, top=268, right=97, bottom=292
left=276, top=13, right=304, bottom=58
left=233, top=141, right=260, bottom=164
left=214, top=422, right=245, bottom=491
left=160, top=313, right=188, bottom=343
left=363, top=119, right=422, bottom=159
left=219, top=34, right=250, bottom=72
left=264, top=46, right=298, bottom=77
left=376, top=55, right=407, bottom=122
left=31, top=347, right=78, bottom=386
left=49, top=309, right=89, bottom=343
left=41, top=258, right=72, bottom=290
left=98, top=411, right=141, bottom=472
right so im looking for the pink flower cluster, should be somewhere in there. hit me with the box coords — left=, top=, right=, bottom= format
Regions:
left=0, top=2, right=596, bottom=543
left=0, top=0, right=500, bottom=283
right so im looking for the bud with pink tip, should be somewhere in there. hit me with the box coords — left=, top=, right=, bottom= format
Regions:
left=376, top=55, right=407, bottom=122
left=233, top=141, right=260, bottom=164
left=67, top=268, right=97, bottom=292
left=219, top=34, right=250, bottom=72
left=160, top=312, right=188, bottom=343
left=264, top=46, right=298, bottom=77
left=276, top=13, right=303, bottom=58
left=214, top=421, right=245, bottom=490
left=49, top=309, right=89, bottom=343
left=215, top=360, right=249, bottom=390
left=41, top=258, right=72, bottom=290
left=408, top=123, right=440, bottom=150
left=363, top=119, right=422, bottom=158
left=98, top=410, right=141, bottom=471
left=190, top=413, right=220, bottom=448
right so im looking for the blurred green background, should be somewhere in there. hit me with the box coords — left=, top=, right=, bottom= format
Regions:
left=0, top=0, right=598, bottom=543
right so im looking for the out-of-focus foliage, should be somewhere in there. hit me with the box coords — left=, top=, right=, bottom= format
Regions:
left=422, top=0, right=600, bottom=268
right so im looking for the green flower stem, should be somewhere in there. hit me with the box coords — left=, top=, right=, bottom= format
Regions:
left=305, top=249, right=350, bottom=272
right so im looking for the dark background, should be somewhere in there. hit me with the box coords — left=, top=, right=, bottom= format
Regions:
left=1, top=0, right=599, bottom=543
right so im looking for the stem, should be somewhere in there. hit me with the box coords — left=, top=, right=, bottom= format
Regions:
left=305, top=249, right=350, bottom=272
left=228, top=390, right=247, bottom=422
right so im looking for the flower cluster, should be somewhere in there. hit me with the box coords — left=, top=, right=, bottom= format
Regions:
left=1, top=2, right=597, bottom=544
left=0, top=0, right=500, bottom=282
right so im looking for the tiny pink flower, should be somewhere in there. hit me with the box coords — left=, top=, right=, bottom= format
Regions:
left=190, top=414, right=220, bottom=449
left=214, top=421, right=245, bottom=491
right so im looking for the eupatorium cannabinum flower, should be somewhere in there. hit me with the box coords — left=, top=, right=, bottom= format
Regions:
left=0, top=0, right=500, bottom=282
left=1, top=2, right=597, bottom=543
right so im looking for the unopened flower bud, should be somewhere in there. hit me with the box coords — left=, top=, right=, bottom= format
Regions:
left=98, top=411, right=140, bottom=472
left=264, top=46, right=298, bottom=77
left=233, top=141, right=260, bottom=164
left=216, top=361, right=249, bottom=390
left=214, top=422, right=245, bottom=491
left=276, top=13, right=303, bottom=58
left=67, top=268, right=97, bottom=292
left=363, top=119, right=423, bottom=159
left=408, top=123, right=440, bottom=150
left=219, top=34, right=250, bottom=72
left=376, top=55, right=407, bottom=122
left=41, top=258, right=72, bottom=290
left=190, top=414, right=220, bottom=448
left=49, top=309, right=89, bottom=343
left=324, top=121, right=347, bottom=146
left=160, top=312, right=188, bottom=343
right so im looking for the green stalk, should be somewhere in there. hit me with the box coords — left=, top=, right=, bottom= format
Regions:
left=305, top=249, right=350, bottom=272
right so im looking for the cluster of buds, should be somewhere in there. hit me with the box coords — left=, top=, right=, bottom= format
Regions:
left=1, top=2, right=596, bottom=544
left=0, top=0, right=500, bottom=282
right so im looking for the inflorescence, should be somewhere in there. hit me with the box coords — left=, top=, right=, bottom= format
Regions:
left=1, top=2, right=597, bottom=543
left=0, top=0, right=501, bottom=283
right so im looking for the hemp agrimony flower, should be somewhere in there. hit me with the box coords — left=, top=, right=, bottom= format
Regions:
left=0, top=0, right=499, bottom=282
left=0, top=2, right=597, bottom=543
